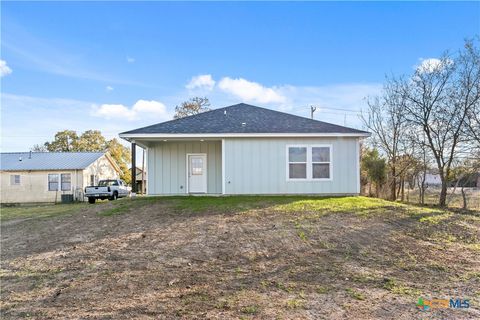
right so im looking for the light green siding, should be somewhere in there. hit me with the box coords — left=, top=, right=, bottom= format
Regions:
left=223, top=137, right=359, bottom=195
left=147, top=141, right=222, bottom=194
left=147, top=137, right=359, bottom=195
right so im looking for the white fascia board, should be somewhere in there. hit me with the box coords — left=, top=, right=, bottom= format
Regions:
left=119, top=132, right=371, bottom=139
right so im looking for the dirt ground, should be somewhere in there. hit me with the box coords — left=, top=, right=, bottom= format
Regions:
left=1, top=197, right=479, bottom=319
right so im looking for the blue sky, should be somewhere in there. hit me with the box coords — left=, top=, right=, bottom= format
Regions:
left=1, top=1, right=479, bottom=152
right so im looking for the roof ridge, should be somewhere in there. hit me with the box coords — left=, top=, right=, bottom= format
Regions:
left=120, top=103, right=369, bottom=135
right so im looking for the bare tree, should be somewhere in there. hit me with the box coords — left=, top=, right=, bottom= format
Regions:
left=361, top=79, right=412, bottom=200
left=399, top=41, right=479, bottom=206
left=459, top=40, right=480, bottom=147
left=174, top=97, right=211, bottom=119
left=31, top=144, right=48, bottom=152
left=414, top=132, right=430, bottom=205
left=448, top=156, right=480, bottom=209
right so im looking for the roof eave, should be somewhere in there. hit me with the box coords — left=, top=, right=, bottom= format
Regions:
left=119, top=132, right=371, bottom=140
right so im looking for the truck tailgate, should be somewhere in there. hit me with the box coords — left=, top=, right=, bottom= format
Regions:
left=85, top=186, right=109, bottom=194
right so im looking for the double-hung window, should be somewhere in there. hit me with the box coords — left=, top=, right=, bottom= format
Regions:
left=48, top=174, right=59, bottom=191
left=61, top=173, right=71, bottom=191
left=287, top=145, right=332, bottom=180
left=288, top=146, right=307, bottom=179
left=312, top=147, right=331, bottom=179
left=10, top=175, right=21, bottom=186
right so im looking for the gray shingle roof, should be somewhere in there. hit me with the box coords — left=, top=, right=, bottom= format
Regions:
left=121, top=103, right=369, bottom=135
left=0, top=152, right=106, bottom=171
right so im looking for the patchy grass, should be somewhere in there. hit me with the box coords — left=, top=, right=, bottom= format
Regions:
left=0, top=202, right=89, bottom=221
left=345, top=288, right=365, bottom=300
left=1, top=196, right=479, bottom=319
left=315, top=286, right=331, bottom=294
left=383, top=278, right=421, bottom=296
left=241, top=305, right=259, bottom=315
left=285, top=298, right=305, bottom=309
left=418, top=212, right=453, bottom=224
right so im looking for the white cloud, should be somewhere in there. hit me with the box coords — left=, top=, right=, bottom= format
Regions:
left=218, top=77, right=286, bottom=104
left=132, top=99, right=167, bottom=115
left=0, top=59, right=12, bottom=77
left=92, top=104, right=134, bottom=120
left=126, top=56, right=135, bottom=63
left=91, top=99, right=170, bottom=121
left=106, top=85, right=114, bottom=92
left=416, top=58, right=453, bottom=73
left=186, top=74, right=216, bottom=91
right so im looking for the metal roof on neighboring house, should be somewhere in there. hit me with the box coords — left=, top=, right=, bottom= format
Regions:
left=0, top=152, right=107, bottom=171
left=120, top=103, right=369, bottom=135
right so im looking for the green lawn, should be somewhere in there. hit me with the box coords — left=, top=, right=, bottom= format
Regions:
left=0, top=202, right=91, bottom=222
left=0, top=195, right=467, bottom=222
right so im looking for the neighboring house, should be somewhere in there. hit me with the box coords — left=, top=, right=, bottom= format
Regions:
left=0, top=152, right=120, bottom=204
left=130, top=167, right=147, bottom=194
left=424, top=172, right=442, bottom=186
left=120, top=103, right=369, bottom=195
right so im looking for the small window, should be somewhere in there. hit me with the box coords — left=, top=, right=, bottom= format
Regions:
left=48, top=174, right=59, bottom=191
left=61, top=173, right=71, bottom=191
left=191, top=158, right=203, bottom=175
left=312, top=147, right=331, bottom=179
left=10, top=175, right=21, bottom=186
left=288, top=147, right=307, bottom=179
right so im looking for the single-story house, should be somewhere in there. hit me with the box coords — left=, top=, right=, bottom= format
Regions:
left=120, top=103, right=370, bottom=195
left=0, top=152, right=120, bottom=204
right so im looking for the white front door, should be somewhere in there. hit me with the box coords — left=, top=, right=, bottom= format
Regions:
left=188, top=154, right=207, bottom=193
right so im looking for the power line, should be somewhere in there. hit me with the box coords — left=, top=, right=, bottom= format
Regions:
left=287, top=105, right=362, bottom=114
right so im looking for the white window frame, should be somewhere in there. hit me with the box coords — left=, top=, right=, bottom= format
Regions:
left=286, top=145, right=308, bottom=181
left=61, top=173, right=72, bottom=191
left=10, top=174, right=21, bottom=186
left=48, top=173, right=60, bottom=191
left=311, top=145, right=332, bottom=180
left=286, top=144, right=333, bottom=181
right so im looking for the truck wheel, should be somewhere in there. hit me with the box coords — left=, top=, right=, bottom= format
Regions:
left=110, top=192, right=118, bottom=201
left=88, top=197, right=95, bottom=204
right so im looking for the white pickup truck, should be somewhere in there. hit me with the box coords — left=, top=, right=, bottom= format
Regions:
left=85, top=179, right=131, bottom=204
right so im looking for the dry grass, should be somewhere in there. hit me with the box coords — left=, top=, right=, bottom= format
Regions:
left=403, top=187, right=480, bottom=210
left=1, top=196, right=479, bottom=319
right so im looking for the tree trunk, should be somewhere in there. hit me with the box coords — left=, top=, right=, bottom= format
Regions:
left=396, top=180, right=401, bottom=199
left=401, top=179, right=405, bottom=202
left=439, top=181, right=448, bottom=207
left=391, top=167, right=397, bottom=201
left=461, top=187, right=467, bottom=209
left=417, top=174, right=426, bottom=205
